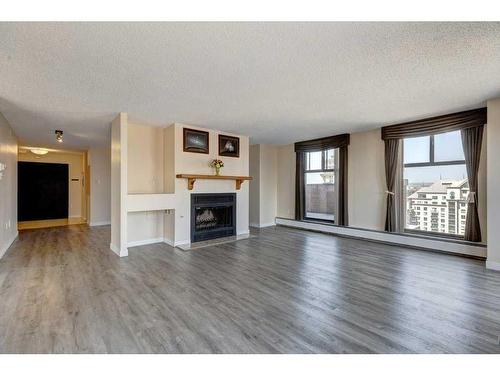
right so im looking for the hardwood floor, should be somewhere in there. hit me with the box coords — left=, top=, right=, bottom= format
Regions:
left=1, top=224, right=500, bottom=353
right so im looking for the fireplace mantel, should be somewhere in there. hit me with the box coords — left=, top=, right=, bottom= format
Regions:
left=176, top=174, right=252, bottom=190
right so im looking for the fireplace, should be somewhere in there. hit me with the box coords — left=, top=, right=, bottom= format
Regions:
left=191, top=193, right=236, bottom=243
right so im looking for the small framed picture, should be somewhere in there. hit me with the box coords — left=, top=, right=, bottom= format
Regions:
left=218, top=134, right=240, bottom=158
left=183, top=128, right=209, bottom=154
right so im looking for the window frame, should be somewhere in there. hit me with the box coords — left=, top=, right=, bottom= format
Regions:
left=303, top=148, right=337, bottom=223
left=402, top=133, right=467, bottom=239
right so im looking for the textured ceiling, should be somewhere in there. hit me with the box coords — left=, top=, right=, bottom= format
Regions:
left=1, top=22, right=500, bottom=149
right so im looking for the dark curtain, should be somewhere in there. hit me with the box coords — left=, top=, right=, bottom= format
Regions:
left=461, top=126, right=484, bottom=242
left=295, top=152, right=305, bottom=220
left=384, top=139, right=400, bottom=232
left=337, top=145, right=348, bottom=226
left=295, top=133, right=350, bottom=152
left=381, top=108, right=486, bottom=140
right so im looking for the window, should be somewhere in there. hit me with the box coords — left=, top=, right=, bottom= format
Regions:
left=403, top=130, right=468, bottom=237
left=304, top=148, right=337, bottom=222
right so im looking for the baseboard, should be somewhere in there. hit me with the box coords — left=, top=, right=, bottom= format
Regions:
left=127, top=237, right=164, bottom=248
left=110, top=242, right=128, bottom=257
left=0, top=231, right=18, bottom=259
left=249, top=222, right=276, bottom=228
left=163, top=238, right=174, bottom=246
left=173, top=239, right=190, bottom=247
left=237, top=230, right=250, bottom=236
left=89, top=221, right=111, bottom=227
left=276, top=218, right=487, bottom=258
left=486, top=260, right=500, bottom=271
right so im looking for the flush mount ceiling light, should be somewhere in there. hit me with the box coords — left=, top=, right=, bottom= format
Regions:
left=30, top=148, right=49, bottom=155
left=55, top=130, right=63, bottom=143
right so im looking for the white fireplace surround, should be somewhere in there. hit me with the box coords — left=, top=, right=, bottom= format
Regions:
left=110, top=114, right=250, bottom=257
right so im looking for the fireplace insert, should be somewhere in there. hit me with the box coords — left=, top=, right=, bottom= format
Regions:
left=191, top=193, right=236, bottom=242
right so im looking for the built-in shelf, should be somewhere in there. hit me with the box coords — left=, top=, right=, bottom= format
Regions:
left=176, top=174, right=252, bottom=190
left=127, top=193, right=176, bottom=212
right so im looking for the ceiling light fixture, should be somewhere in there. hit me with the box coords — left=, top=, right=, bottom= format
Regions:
left=30, top=148, right=49, bottom=155
left=55, top=130, right=63, bottom=143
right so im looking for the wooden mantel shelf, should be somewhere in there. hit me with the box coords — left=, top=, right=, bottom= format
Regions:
left=176, top=174, right=252, bottom=190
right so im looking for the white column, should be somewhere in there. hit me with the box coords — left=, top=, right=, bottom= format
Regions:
left=110, top=112, right=128, bottom=257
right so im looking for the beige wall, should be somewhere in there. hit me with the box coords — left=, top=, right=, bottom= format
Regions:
left=249, top=144, right=279, bottom=227
left=259, top=145, right=278, bottom=226
left=18, top=149, right=86, bottom=219
left=88, top=147, right=111, bottom=225
left=348, top=129, right=386, bottom=230
left=0, top=113, right=18, bottom=258
left=126, top=122, right=165, bottom=245
left=249, top=145, right=260, bottom=225
left=487, top=98, right=500, bottom=266
left=128, top=123, right=165, bottom=194
left=276, top=144, right=295, bottom=219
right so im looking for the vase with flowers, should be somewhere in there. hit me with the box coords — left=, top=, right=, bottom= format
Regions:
left=210, top=159, right=224, bottom=176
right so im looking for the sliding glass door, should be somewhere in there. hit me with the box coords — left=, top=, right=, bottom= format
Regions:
left=303, top=148, right=337, bottom=222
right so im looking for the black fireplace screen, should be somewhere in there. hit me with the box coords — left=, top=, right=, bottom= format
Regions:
left=191, top=193, right=236, bottom=242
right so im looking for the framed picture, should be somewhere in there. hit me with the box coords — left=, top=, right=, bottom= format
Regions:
left=183, top=128, right=209, bottom=154
left=218, top=134, right=240, bottom=158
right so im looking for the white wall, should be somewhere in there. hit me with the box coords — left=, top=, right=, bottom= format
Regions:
left=88, top=147, right=111, bottom=226
left=487, top=98, right=500, bottom=269
left=0, top=112, right=18, bottom=258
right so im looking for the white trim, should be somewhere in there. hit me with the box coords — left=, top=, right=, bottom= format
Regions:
left=127, top=237, right=164, bottom=248
left=174, top=239, right=190, bottom=247
left=276, top=218, right=487, bottom=258
left=486, top=260, right=500, bottom=271
left=237, top=229, right=250, bottom=236
left=89, top=220, right=111, bottom=227
left=110, top=242, right=128, bottom=257
left=249, top=222, right=276, bottom=228
left=0, top=231, right=18, bottom=259
left=163, top=238, right=175, bottom=246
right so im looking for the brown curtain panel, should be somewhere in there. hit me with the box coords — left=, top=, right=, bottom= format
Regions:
left=461, top=126, right=484, bottom=242
left=381, top=108, right=486, bottom=140
left=384, top=139, right=400, bottom=232
left=337, top=145, right=348, bottom=226
left=295, top=152, right=306, bottom=221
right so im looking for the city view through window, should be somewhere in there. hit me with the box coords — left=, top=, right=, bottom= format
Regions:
left=404, top=131, right=469, bottom=236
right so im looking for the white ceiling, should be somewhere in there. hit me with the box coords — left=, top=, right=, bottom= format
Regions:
left=1, top=22, right=500, bottom=149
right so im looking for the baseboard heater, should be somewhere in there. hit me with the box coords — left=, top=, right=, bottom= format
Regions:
left=275, top=217, right=486, bottom=259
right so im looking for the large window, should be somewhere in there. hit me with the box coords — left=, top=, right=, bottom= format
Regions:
left=403, top=130, right=468, bottom=237
left=304, top=149, right=337, bottom=222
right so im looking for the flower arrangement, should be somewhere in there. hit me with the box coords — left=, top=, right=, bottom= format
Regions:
left=210, top=159, right=224, bottom=175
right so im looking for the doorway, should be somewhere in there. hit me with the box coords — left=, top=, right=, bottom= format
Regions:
left=18, top=161, right=69, bottom=221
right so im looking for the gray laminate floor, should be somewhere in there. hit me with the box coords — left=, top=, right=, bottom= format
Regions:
left=1, top=224, right=500, bottom=353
